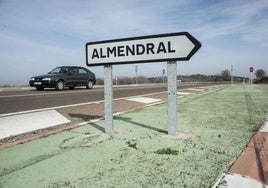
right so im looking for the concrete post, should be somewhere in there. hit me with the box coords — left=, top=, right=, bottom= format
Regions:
left=167, top=61, right=177, bottom=135
left=104, top=65, right=113, bottom=133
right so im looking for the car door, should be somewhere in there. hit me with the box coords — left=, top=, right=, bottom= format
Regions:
left=66, top=67, right=78, bottom=86
left=77, top=67, right=89, bottom=84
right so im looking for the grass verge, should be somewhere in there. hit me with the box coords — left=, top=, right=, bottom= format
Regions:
left=0, top=85, right=267, bottom=187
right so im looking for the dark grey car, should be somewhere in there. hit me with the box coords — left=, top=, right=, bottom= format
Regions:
left=29, top=66, right=96, bottom=91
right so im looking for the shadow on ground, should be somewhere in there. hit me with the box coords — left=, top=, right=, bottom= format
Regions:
left=115, top=116, right=167, bottom=134
left=69, top=113, right=167, bottom=134
left=69, top=113, right=102, bottom=122
left=69, top=113, right=104, bottom=132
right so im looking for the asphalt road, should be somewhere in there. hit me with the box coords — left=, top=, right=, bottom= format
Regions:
left=0, top=83, right=210, bottom=116
left=0, top=85, right=167, bottom=115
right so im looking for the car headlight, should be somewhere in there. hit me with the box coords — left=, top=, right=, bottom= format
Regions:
left=30, top=77, right=35, bottom=81
left=42, top=77, right=51, bottom=81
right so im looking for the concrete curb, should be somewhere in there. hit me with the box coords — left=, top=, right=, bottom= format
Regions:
left=257, top=120, right=268, bottom=183
left=213, top=173, right=268, bottom=188
left=214, top=120, right=268, bottom=187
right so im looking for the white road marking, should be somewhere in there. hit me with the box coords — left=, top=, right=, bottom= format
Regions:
left=0, top=101, right=103, bottom=117
left=185, top=88, right=205, bottom=91
left=0, top=86, right=155, bottom=98
left=0, top=85, right=214, bottom=118
left=0, top=91, right=166, bottom=117
left=0, top=89, right=100, bottom=98
left=177, top=92, right=191, bottom=95
left=126, top=97, right=161, bottom=104
left=0, top=110, right=70, bottom=139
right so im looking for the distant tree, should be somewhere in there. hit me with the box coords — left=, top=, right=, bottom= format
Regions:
left=118, top=77, right=132, bottom=85
left=255, top=69, right=266, bottom=78
left=136, top=76, right=150, bottom=84
left=220, top=69, right=231, bottom=81
left=213, top=75, right=223, bottom=82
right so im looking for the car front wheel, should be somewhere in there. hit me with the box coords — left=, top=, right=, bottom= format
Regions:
left=86, top=80, right=93, bottom=89
left=56, top=80, right=65, bottom=90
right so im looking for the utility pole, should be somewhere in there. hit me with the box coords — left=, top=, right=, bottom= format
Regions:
left=135, top=65, right=138, bottom=85
left=231, top=64, right=233, bottom=85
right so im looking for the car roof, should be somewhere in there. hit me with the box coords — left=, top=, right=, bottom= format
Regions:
left=57, top=66, right=87, bottom=69
left=59, top=66, right=83, bottom=68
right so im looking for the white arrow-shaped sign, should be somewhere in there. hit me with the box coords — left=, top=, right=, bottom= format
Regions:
left=86, top=32, right=201, bottom=66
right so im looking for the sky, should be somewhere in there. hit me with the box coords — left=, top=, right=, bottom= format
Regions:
left=0, top=0, right=268, bottom=85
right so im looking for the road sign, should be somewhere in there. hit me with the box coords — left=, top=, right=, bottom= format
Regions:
left=249, top=67, right=254, bottom=73
left=85, top=32, right=201, bottom=135
left=86, top=32, right=201, bottom=66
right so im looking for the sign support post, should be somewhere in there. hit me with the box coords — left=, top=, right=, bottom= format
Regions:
left=167, top=61, right=177, bottom=135
left=162, top=69, right=166, bottom=84
left=104, top=65, right=113, bottom=133
left=249, top=67, right=254, bottom=85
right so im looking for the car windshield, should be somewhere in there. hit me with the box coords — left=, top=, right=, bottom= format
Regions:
left=48, top=67, right=68, bottom=74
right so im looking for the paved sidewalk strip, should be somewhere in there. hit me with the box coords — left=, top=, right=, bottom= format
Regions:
left=0, top=110, right=70, bottom=139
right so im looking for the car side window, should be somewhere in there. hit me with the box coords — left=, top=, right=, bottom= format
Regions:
left=69, top=68, right=78, bottom=74
left=60, top=67, right=68, bottom=74
left=50, top=67, right=61, bottom=74
left=78, top=68, right=87, bottom=74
